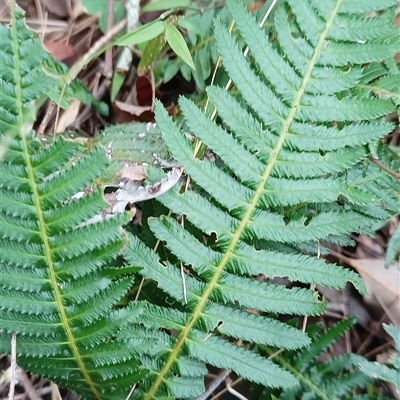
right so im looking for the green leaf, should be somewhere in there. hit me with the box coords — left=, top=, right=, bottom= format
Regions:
left=165, top=24, right=196, bottom=70
left=3, top=1, right=399, bottom=399
left=110, top=70, right=127, bottom=102
left=177, top=16, right=201, bottom=37
left=141, top=0, right=190, bottom=13
left=138, top=33, right=167, bottom=76
left=266, top=319, right=373, bottom=400
left=81, top=0, right=126, bottom=33
left=122, top=0, right=398, bottom=396
left=114, top=20, right=166, bottom=47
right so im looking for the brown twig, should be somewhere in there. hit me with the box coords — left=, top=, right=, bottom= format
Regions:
left=195, top=370, right=232, bottom=400
left=104, top=0, right=114, bottom=79
left=53, top=19, right=127, bottom=137
left=16, top=369, right=43, bottom=400
left=367, top=155, right=400, bottom=180
left=37, top=101, right=55, bottom=137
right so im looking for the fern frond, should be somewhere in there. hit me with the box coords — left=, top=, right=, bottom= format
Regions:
left=0, top=5, right=107, bottom=137
left=0, top=134, right=147, bottom=399
left=122, top=0, right=399, bottom=398
left=0, top=6, right=54, bottom=134
left=260, top=319, right=372, bottom=399
left=359, top=324, right=400, bottom=394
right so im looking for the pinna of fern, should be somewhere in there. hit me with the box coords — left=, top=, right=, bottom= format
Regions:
left=123, top=0, right=399, bottom=399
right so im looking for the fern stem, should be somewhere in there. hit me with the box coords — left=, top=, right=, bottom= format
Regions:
left=367, top=155, right=400, bottom=179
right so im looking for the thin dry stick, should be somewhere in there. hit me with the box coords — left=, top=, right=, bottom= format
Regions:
left=359, top=295, right=400, bottom=355
left=195, top=370, right=232, bottom=400
left=374, top=292, right=399, bottom=327
left=104, top=0, right=115, bottom=79
left=364, top=339, right=395, bottom=359
left=32, top=0, right=45, bottom=39
left=125, top=384, right=137, bottom=400
left=53, top=19, right=127, bottom=137
left=16, top=369, right=43, bottom=400
left=8, top=333, right=17, bottom=400
left=180, top=261, right=188, bottom=304
left=37, top=101, right=56, bottom=137
left=210, top=377, right=242, bottom=400
left=342, top=289, right=352, bottom=354
left=367, top=155, right=400, bottom=180
left=226, top=384, right=248, bottom=400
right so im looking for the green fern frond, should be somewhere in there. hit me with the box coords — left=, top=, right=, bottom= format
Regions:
left=260, top=319, right=367, bottom=399
left=0, top=5, right=107, bottom=137
left=260, top=320, right=399, bottom=399
left=0, top=134, right=147, bottom=399
left=359, top=324, right=400, bottom=394
left=123, top=0, right=399, bottom=398
left=0, top=6, right=54, bottom=134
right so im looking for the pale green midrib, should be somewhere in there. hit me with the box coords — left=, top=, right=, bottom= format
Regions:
left=20, top=151, right=101, bottom=398
left=143, top=2, right=342, bottom=399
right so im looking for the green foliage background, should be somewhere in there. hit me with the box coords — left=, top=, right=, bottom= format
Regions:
left=1, top=1, right=399, bottom=399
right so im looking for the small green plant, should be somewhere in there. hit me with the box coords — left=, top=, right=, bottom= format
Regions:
left=253, top=319, right=400, bottom=399
left=1, top=0, right=399, bottom=399
left=83, top=0, right=198, bottom=101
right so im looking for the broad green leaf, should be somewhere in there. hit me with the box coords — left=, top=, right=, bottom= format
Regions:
left=110, top=70, right=126, bottom=102
left=165, top=24, right=196, bottom=70
left=138, top=33, right=167, bottom=76
left=114, top=20, right=166, bottom=46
